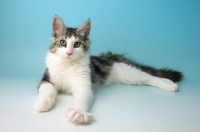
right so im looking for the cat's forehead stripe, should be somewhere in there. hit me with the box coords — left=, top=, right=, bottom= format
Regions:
left=66, top=28, right=77, bottom=38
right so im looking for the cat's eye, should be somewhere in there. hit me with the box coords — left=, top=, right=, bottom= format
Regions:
left=60, top=40, right=67, bottom=46
left=74, top=42, right=81, bottom=48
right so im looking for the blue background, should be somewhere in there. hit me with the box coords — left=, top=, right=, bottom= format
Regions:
left=0, top=0, right=199, bottom=82
left=0, top=0, right=200, bottom=132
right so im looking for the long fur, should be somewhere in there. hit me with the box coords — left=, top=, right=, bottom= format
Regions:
left=33, top=16, right=183, bottom=124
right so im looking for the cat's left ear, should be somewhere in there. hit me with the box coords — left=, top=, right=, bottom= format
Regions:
left=77, top=19, right=91, bottom=39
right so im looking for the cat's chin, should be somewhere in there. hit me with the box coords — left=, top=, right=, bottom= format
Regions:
left=63, top=57, right=74, bottom=62
left=62, top=56, right=78, bottom=62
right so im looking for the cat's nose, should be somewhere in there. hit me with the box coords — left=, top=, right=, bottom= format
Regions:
left=66, top=52, right=72, bottom=56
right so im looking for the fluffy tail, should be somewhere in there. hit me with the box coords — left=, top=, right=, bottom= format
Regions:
left=99, top=52, right=183, bottom=83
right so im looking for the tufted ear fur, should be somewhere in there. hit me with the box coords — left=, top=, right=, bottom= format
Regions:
left=77, top=19, right=91, bottom=39
left=52, top=16, right=66, bottom=36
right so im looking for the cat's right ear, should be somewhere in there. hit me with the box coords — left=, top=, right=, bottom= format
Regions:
left=52, top=16, right=66, bottom=36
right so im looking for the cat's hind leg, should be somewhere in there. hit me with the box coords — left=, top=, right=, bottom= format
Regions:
left=106, top=62, right=178, bottom=91
left=33, top=83, right=57, bottom=112
left=149, top=77, right=178, bottom=91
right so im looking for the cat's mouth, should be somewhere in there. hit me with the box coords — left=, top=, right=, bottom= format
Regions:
left=65, top=56, right=72, bottom=61
left=63, top=55, right=76, bottom=61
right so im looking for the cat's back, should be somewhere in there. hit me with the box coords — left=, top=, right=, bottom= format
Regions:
left=89, top=52, right=137, bottom=85
left=90, top=52, right=117, bottom=85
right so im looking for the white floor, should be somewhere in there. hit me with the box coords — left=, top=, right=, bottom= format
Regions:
left=0, top=77, right=200, bottom=132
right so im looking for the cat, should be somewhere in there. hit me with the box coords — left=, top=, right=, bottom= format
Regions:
left=33, top=16, right=183, bottom=124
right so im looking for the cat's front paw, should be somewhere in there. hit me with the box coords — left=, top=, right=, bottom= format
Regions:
left=66, top=108, right=93, bottom=124
left=33, top=95, right=54, bottom=112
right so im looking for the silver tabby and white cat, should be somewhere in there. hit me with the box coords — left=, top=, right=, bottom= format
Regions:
left=33, top=16, right=182, bottom=124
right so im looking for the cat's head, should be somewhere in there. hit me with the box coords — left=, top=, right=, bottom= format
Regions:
left=49, top=16, right=91, bottom=61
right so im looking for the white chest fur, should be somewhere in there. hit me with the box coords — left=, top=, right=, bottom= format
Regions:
left=45, top=52, right=91, bottom=93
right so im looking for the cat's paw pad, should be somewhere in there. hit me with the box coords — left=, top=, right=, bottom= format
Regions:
left=33, top=95, right=54, bottom=112
left=160, top=78, right=178, bottom=92
left=66, top=108, right=93, bottom=124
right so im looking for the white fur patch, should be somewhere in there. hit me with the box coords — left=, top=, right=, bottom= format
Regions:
left=106, top=62, right=153, bottom=85
left=33, top=83, right=57, bottom=112
left=46, top=51, right=91, bottom=93
left=40, top=51, right=94, bottom=123
left=106, top=62, right=178, bottom=91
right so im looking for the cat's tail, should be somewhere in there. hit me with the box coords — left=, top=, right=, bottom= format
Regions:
left=100, top=52, right=183, bottom=83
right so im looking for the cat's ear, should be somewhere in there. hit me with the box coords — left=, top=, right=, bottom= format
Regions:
left=52, top=16, right=66, bottom=36
left=77, top=19, right=91, bottom=39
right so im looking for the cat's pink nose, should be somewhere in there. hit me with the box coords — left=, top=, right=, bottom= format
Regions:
left=66, top=52, right=72, bottom=56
